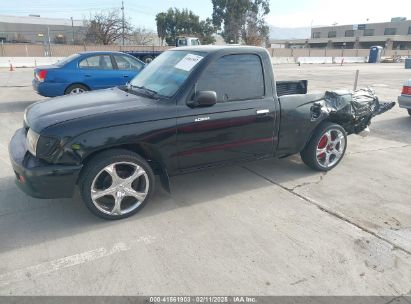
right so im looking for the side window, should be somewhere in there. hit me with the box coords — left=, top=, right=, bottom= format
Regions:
left=196, top=54, right=265, bottom=102
left=114, top=55, right=144, bottom=70
left=178, top=39, right=187, bottom=46
left=79, top=55, right=113, bottom=70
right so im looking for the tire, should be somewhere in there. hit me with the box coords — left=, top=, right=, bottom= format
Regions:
left=301, top=122, right=347, bottom=171
left=79, top=149, right=155, bottom=220
left=65, top=84, right=89, bottom=95
left=142, top=56, right=154, bottom=64
left=407, top=109, right=411, bottom=116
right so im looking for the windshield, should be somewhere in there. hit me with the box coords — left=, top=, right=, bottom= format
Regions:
left=130, top=50, right=206, bottom=98
left=54, top=53, right=80, bottom=67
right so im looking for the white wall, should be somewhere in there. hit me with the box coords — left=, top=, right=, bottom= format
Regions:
left=272, top=56, right=368, bottom=64
left=0, top=57, right=64, bottom=68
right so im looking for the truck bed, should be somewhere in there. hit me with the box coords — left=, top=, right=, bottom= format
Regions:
left=276, top=80, right=308, bottom=96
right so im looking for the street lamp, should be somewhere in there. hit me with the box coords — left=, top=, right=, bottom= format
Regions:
left=70, top=17, right=75, bottom=45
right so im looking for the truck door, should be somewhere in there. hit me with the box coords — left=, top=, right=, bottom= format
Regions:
left=176, top=53, right=277, bottom=171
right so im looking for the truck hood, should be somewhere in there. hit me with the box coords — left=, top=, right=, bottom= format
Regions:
left=26, top=87, right=154, bottom=132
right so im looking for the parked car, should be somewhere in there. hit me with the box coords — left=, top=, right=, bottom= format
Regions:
left=10, top=46, right=393, bottom=220
left=32, top=51, right=145, bottom=97
left=398, top=79, right=411, bottom=115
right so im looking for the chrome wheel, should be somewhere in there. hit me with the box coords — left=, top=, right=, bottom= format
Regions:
left=70, top=87, right=85, bottom=94
left=316, top=129, right=346, bottom=169
left=91, top=162, right=149, bottom=216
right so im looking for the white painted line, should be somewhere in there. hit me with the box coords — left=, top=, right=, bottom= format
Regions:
left=0, top=242, right=133, bottom=287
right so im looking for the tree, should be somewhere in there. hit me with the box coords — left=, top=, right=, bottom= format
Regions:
left=155, top=12, right=167, bottom=46
left=241, top=0, right=270, bottom=46
left=212, top=0, right=269, bottom=45
left=84, top=9, right=132, bottom=45
left=130, top=27, right=155, bottom=45
left=155, top=8, right=216, bottom=46
left=199, top=18, right=217, bottom=45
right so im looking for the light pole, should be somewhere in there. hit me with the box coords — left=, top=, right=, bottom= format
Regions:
left=310, top=20, right=313, bottom=38
left=38, top=33, right=45, bottom=55
left=71, top=17, right=75, bottom=44
left=47, top=26, right=51, bottom=56
left=121, top=1, right=125, bottom=46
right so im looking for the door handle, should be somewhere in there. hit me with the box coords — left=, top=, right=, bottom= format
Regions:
left=256, top=109, right=270, bottom=115
left=84, top=74, right=91, bottom=77
left=123, top=75, right=129, bottom=78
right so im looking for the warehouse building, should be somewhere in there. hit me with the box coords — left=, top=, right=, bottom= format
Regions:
left=271, top=18, right=411, bottom=50
left=0, top=15, right=86, bottom=44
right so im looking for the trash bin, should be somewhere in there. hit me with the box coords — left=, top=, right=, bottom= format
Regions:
left=368, top=46, right=383, bottom=63
left=405, top=58, right=411, bottom=69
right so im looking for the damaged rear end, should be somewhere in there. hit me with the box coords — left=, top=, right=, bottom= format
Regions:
left=311, top=88, right=395, bottom=137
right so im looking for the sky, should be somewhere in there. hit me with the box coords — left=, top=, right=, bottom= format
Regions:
left=1, top=0, right=410, bottom=30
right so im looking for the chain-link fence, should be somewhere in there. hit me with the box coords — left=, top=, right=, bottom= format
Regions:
left=1, top=43, right=411, bottom=58
left=268, top=48, right=411, bottom=58
left=0, top=43, right=170, bottom=57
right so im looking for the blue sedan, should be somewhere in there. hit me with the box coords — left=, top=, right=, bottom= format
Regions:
left=32, top=51, right=145, bottom=97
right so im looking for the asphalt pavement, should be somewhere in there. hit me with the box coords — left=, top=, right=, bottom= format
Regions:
left=0, top=63, right=410, bottom=296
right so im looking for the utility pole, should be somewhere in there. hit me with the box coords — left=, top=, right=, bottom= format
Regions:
left=47, top=26, right=51, bottom=56
left=71, top=17, right=75, bottom=45
left=121, top=1, right=125, bottom=46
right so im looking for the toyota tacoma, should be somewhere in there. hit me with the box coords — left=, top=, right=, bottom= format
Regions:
left=9, top=46, right=394, bottom=220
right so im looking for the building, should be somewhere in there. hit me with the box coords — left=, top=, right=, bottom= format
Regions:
left=0, top=15, right=86, bottom=44
left=271, top=18, right=411, bottom=50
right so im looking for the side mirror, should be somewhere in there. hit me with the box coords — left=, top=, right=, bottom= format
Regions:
left=188, top=91, right=217, bottom=107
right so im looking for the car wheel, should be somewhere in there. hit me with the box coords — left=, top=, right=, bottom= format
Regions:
left=65, top=84, right=89, bottom=95
left=142, top=56, right=154, bottom=64
left=79, top=149, right=155, bottom=220
left=408, top=109, right=411, bottom=116
left=301, top=122, right=347, bottom=171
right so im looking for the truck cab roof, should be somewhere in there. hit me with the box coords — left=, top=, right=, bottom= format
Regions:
left=170, top=45, right=269, bottom=55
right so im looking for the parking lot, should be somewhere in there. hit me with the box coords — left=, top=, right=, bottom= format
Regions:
left=0, top=63, right=410, bottom=296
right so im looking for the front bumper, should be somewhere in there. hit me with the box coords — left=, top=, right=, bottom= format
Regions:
left=398, top=95, right=411, bottom=109
left=8, top=128, right=82, bottom=199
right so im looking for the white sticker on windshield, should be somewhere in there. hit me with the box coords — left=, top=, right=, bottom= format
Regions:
left=174, top=54, right=203, bottom=71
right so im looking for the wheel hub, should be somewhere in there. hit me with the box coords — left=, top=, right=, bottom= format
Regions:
left=316, top=129, right=346, bottom=168
left=91, top=162, right=149, bottom=216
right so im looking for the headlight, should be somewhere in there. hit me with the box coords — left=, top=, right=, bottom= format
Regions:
left=26, top=129, right=40, bottom=156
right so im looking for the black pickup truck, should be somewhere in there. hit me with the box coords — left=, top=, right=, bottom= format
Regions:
left=9, top=46, right=392, bottom=220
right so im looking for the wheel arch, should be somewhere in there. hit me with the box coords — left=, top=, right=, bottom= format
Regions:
left=78, top=143, right=170, bottom=192
left=301, top=118, right=333, bottom=151
left=64, top=83, right=91, bottom=94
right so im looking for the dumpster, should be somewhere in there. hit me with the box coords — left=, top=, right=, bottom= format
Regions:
left=405, top=58, right=411, bottom=69
left=368, top=46, right=383, bottom=63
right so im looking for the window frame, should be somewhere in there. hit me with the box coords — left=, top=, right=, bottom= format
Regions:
left=113, top=54, right=144, bottom=71
left=345, top=30, right=355, bottom=37
left=408, top=26, right=411, bottom=35
left=328, top=31, right=337, bottom=38
left=363, top=29, right=375, bottom=36
left=193, top=53, right=266, bottom=104
left=384, top=28, right=396, bottom=35
left=78, top=54, right=115, bottom=70
left=312, top=32, right=321, bottom=38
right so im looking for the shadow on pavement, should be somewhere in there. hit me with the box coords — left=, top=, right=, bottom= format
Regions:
left=0, top=100, right=35, bottom=113
left=0, top=156, right=318, bottom=254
